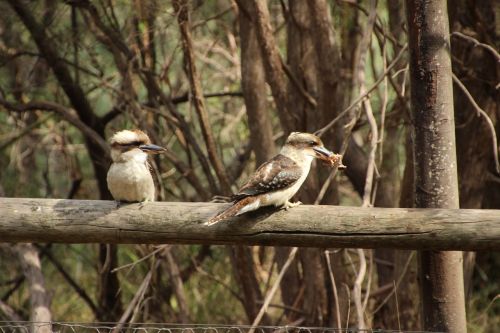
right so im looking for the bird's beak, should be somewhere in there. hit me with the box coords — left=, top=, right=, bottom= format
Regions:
left=139, top=144, right=166, bottom=154
left=313, top=145, right=333, bottom=158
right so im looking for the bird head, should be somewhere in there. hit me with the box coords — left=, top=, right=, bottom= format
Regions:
left=282, top=132, right=334, bottom=162
left=109, top=129, right=165, bottom=162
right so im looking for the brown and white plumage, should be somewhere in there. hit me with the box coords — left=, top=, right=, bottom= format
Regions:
left=206, top=132, right=334, bottom=225
left=106, top=129, right=165, bottom=203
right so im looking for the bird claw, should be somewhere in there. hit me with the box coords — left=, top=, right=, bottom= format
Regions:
left=283, top=201, right=302, bottom=210
left=115, top=200, right=122, bottom=209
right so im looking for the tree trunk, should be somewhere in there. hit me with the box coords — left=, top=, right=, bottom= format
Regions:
left=229, top=246, right=270, bottom=325
left=16, top=244, right=52, bottom=333
left=248, top=0, right=294, bottom=132
left=238, top=2, right=275, bottom=165
left=406, top=1, right=467, bottom=332
left=234, top=6, right=277, bottom=323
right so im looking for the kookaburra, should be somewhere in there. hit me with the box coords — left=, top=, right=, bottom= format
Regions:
left=206, top=132, right=334, bottom=225
left=107, top=129, right=165, bottom=203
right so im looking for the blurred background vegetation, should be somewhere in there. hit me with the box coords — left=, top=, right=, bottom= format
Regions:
left=0, top=0, right=498, bottom=332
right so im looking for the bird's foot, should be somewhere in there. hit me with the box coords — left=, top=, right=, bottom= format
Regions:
left=138, top=199, right=152, bottom=209
left=115, top=200, right=122, bottom=209
left=283, top=200, right=302, bottom=210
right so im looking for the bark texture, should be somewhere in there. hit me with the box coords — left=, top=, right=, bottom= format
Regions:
left=406, top=1, right=467, bottom=331
left=173, top=0, right=231, bottom=195
left=0, top=198, right=498, bottom=250
left=238, top=2, right=275, bottom=165
left=15, top=244, right=52, bottom=333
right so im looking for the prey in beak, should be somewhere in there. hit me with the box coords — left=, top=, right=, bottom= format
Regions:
left=313, top=145, right=346, bottom=169
left=139, top=144, right=166, bottom=154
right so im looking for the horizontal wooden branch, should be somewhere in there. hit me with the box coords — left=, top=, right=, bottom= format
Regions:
left=1, top=198, right=499, bottom=250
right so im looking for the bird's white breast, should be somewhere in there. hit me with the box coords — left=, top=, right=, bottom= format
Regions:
left=107, top=154, right=155, bottom=202
left=262, top=159, right=312, bottom=207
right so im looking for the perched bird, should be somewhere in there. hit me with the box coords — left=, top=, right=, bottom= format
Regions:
left=206, top=132, right=334, bottom=225
left=107, top=129, right=165, bottom=203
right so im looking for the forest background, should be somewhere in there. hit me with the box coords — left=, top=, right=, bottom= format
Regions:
left=0, top=0, right=498, bottom=332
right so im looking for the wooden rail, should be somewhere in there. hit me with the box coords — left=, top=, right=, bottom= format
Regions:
left=1, top=198, right=499, bottom=250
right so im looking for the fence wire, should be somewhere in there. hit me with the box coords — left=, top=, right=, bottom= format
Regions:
left=0, top=322, right=444, bottom=333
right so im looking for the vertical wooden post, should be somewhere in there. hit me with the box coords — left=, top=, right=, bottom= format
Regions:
left=406, top=1, right=467, bottom=332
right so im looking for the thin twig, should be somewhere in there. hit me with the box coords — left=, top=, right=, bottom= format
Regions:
left=248, top=247, right=298, bottom=333
left=0, top=114, right=52, bottom=151
left=344, top=283, right=351, bottom=328
left=394, top=280, right=401, bottom=332
left=378, top=40, right=389, bottom=165
left=362, top=250, right=373, bottom=311
left=194, top=264, right=244, bottom=304
left=315, top=44, right=408, bottom=138
left=164, top=249, right=190, bottom=322
left=112, top=260, right=159, bottom=333
left=362, top=95, right=378, bottom=207
left=111, top=246, right=167, bottom=273
left=372, top=251, right=415, bottom=314
left=0, top=99, right=109, bottom=156
left=37, top=245, right=99, bottom=317
left=352, top=249, right=367, bottom=329
left=280, top=58, right=317, bottom=108
left=170, top=91, right=244, bottom=104
left=452, top=73, right=500, bottom=174
left=325, top=251, right=342, bottom=330
left=0, top=299, right=23, bottom=322
left=451, top=31, right=500, bottom=62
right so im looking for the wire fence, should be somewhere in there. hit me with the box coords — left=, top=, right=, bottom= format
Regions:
left=0, top=322, right=444, bottom=333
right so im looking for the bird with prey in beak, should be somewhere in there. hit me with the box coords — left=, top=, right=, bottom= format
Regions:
left=107, top=129, right=165, bottom=204
left=206, top=132, right=338, bottom=225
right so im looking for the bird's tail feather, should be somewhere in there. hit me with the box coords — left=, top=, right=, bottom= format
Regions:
left=205, top=197, right=256, bottom=225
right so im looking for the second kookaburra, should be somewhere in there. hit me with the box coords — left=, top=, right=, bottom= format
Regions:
left=206, top=132, right=334, bottom=225
left=107, top=129, right=165, bottom=203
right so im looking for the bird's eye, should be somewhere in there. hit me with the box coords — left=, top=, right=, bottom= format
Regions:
left=308, top=141, right=316, bottom=146
left=126, top=141, right=142, bottom=147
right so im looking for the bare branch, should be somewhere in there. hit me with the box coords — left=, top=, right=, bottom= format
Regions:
left=36, top=245, right=99, bottom=317
left=0, top=99, right=110, bottom=156
left=452, top=73, right=500, bottom=174
left=0, top=299, right=23, bottom=322
left=451, top=31, right=500, bottom=62
left=246, top=0, right=294, bottom=131
left=15, top=244, right=52, bottom=333
left=173, top=0, right=232, bottom=195
left=171, top=91, right=244, bottom=104
left=315, top=44, right=408, bottom=137
left=352, top=249, right=367, bottom=329
left=371, top=252, right=415, bottom=314
left=360, top=0, right=379, bottom=207
left=280, top=58, right=317, bottom=108
left=163, top=249, right=190, bottom=322
left=325, top=251, right=342, bottom=330
left=113, top=260, right=158, bottom=333
left=248, top=247, right=298, bottom=333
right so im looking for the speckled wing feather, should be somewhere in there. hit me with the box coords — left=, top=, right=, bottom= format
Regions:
left=232, top=154, right=302, bottom=201
left=146, top=160, right=158, bottom=200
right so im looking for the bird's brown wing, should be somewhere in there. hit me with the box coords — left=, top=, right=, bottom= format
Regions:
left=232, top=154, right=302, bottom=201
left=146, top=160, right=159, bottom=199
